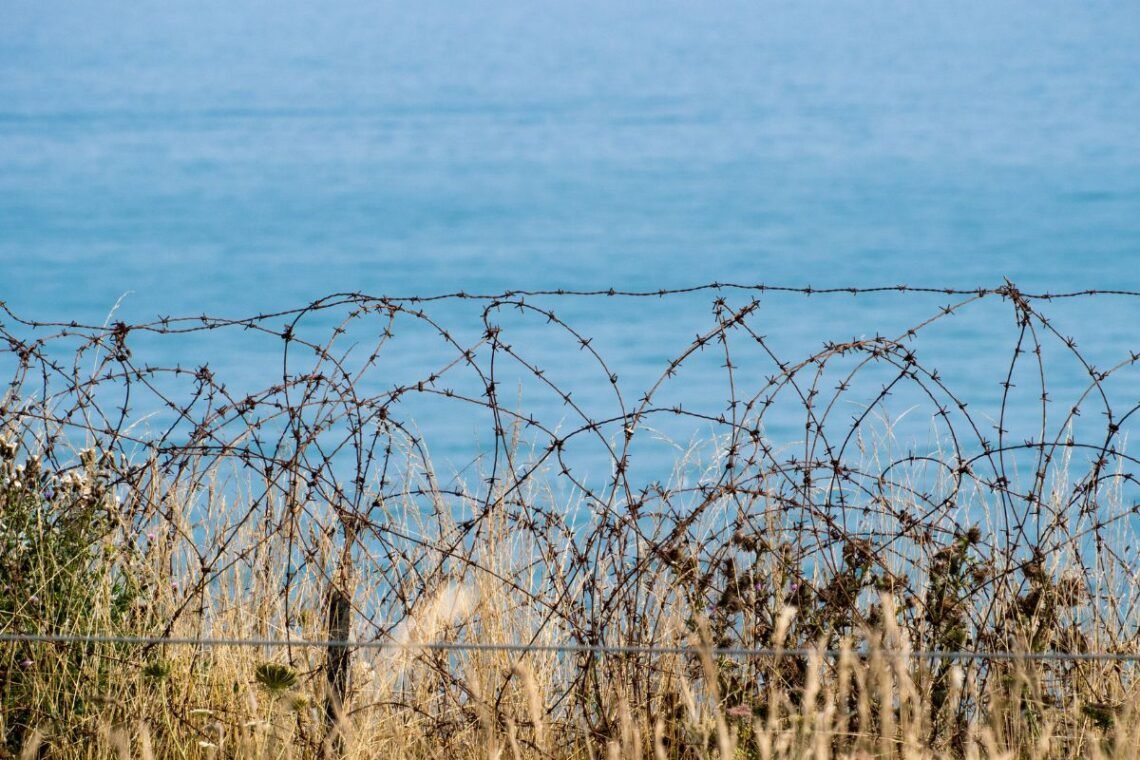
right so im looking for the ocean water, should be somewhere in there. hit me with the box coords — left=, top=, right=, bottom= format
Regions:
left=2, top=0, right=1140, bottom=488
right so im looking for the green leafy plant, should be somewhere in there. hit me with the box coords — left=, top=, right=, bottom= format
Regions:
left=0, top=443, right=141, bottom=753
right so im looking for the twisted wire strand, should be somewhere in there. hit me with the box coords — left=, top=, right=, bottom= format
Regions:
left=2, top=632, right=1138, bottom=663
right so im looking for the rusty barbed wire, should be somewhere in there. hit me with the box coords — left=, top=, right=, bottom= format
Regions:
left=2, top=280, right=1140, bottom=728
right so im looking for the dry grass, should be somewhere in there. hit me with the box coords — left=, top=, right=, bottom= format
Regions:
left=3, top=287, right=1140, bottom=757
left=2, top=434, right=1139, bottom=760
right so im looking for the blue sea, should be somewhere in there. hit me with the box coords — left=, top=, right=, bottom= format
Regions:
left=2, top=0, right=1140, bottom=488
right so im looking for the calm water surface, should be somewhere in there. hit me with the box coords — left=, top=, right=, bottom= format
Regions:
left=2, top=0, right=1139, bottom=481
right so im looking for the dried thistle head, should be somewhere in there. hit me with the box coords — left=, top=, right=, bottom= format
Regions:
left=254, top=662, right=298, bottom=696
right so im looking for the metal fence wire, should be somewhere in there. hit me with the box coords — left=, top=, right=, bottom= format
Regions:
left=2, top=281, right=1140, bottom=704
left=3, top=632, right=1140, bottom=665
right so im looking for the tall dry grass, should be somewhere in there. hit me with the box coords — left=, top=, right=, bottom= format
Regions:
left=2, top=429, right=1139, bottom=760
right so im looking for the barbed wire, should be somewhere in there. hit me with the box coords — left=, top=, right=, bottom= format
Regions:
left=3, top=631, right=1140, bottom=664
left=385, top=283, right=1140, bottom=303
left=8, top=280, right=1140, bottom=330
left=4, top=280, right=1140, bottom=726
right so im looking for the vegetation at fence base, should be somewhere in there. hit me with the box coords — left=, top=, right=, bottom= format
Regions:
left=3, top=285, right=1140, bottom=757
left=0, top=441, right=152, bottom=754
left=0, top=442, right=1137, bottom=759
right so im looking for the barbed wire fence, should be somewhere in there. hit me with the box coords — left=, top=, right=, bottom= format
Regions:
left=4, top=631, right=1140, bottom=664
left=2, top=281, right=1140, bottom=748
